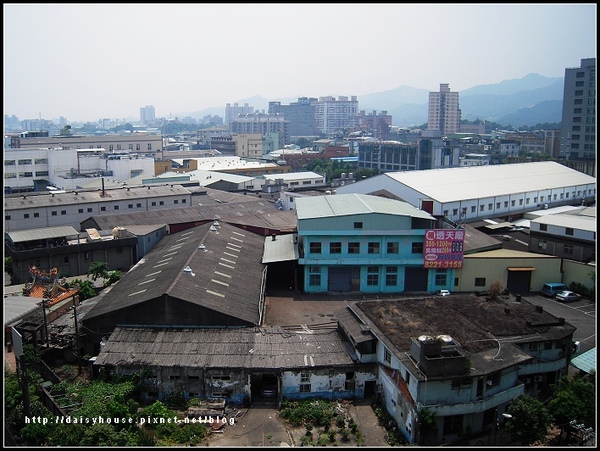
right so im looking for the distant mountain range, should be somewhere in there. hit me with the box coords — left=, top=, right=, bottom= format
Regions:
left=185, top=73, right=564, bottom=128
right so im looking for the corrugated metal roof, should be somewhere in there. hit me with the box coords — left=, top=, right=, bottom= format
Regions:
left=383, top=161, right=596, bottom=203
left=6, top=225, right=79, bottom=243
left=464, top=248, right=558, bottom=259
left=531, top=213, right=596, bottom=232
left=570, top=347, right=596, bottom=374
left=262, top=234, right=298, bottom=263
left=83, top=221, right=266, bottom=325
left=94, top=325, right=353, bottom=368
left=295, top=193, right=434, bottom=221
left=5, top=184, right=192, bottom=210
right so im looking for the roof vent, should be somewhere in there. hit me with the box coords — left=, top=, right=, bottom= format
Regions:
left=437, top=334, right=454, bottom=344
left=418, top=335, right=434, bottom=343
left=183, top=266, right=195, bottom=276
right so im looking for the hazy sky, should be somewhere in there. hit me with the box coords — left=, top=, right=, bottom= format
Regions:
left=3, top=3, right=597, bottom=123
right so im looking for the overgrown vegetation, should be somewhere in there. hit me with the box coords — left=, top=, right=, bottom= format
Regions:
left=279, top=399, right=364, bottom=446
left=4, top=367, right=208, bottom=446
left=568, top=281, right=595, bottom=302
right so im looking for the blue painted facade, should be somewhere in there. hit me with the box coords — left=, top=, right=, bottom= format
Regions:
left=296, top=194, right=455, bottom=294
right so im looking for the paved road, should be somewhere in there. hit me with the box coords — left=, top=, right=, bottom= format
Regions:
left=519, top=293, right=596, bottom=354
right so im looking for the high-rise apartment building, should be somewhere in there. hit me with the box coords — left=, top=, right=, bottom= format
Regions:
left=313, top=96, right=359, bottom=136
left=140, top=105, right=155, bottom=125
left=268, top=97, right=318, bottom=138
left=560, top=58, right=596, bottom=161
left=229, top=113, right=290, bottom=148
left=225, top=103, right=254, bottom=126
left=427, top=84, right=460, bottom=136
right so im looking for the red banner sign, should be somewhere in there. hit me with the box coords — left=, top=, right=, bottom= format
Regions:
left=423, top=229, right=465, bottom=269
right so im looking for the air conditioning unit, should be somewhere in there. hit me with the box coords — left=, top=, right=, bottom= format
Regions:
left=534, top=375, right=543, bottom=382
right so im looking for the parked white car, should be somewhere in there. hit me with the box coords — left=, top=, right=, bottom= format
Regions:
left=435, top=289, right=451, bottom=296
left=555, top=290, right=582, bottom=303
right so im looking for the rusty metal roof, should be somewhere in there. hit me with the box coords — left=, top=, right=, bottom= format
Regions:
left=94, top=325, right=353, bottom=369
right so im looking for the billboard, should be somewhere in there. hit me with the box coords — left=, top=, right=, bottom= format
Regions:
left=423, top=229, right=465, bottom=269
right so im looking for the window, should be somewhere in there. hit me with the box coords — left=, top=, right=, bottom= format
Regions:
left=151, top=202, right=156, bottom=206
left=353, top=222, right=363, bottom=229
left=114, top=205, right=119, bottom=210
left=435, top=269, right=447, bottom=285
left=52, top=211, right=57, bottom=216
left=480, top=205, right=485, bottom=211
left=35, top=171, right=49, bottom=177
left=18, top=159, right=32, bottom=165
left=496, top=202, right=501, bottom=209
left=136, top=203, right=142, bottom=208
left=475, top=277, right=486, bottom=287
left=368, top=242, right=380, bottom=254
left=182, top=199, right=186, bottom=204
left=453, top=208, right=458, bottom=216
left=100, top=207, right=106, bottom=211
left=348, top=242, right=360, bottom=254
left=451, top=377, right=472, bottom=389
left=330, top=242, right=342, bottom=254
left=511, top=200, right=516, bottom=206
left=384, top=348, right=392, bottom=364
left=309, top=242, right=322, bottom=254
left=488, top=203, right=493, bottom=210
left=87, top=208, right=92, bottom=213
left=387, top=242, right=399, bottom=254
left=385, top=266, right=398, bottom=286
left=564, top=244, right=574, bottom=255
left=211, top=375, right=231, bottom=381
left=443, top=415, right=463, bottom=435
left=19, top=172, right=33, bottom=178
left=61, top=210, right=67, bottom=215
left=519, top=199, right=523, bottom=205
left=34, top=213, right=39, bottom=218
left=159, top=201, right=164, bottom=206
left=24, top=213, right=29, bottom=219
left=309, top=267, right=321, bottom=286
left=539, top=224, right=547, bottom=231
left=5, top=215, right=11, bottom=220
left=85, top=252, right=90, bottom=261
left=188, top=375, right=200, bottom=380
left=565, top=227, right=574, bottom=236
left=5, top=160, right=15, bottom=166
left=147, top=143, right=152, bottom=150
left=174, top=199, right=179, bottom=204
left=78, top=208, right=84, bottom=213
left=471, top=206, right=476, bottom=213
left=300, top=371, right=311, bottom=392
left=367, top=266, right=379, bottom=286
left=412, top=242, right=423, bottom=254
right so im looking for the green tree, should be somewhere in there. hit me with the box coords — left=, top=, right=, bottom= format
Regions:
left=547, top=375, right=595, bottom=439
left=69, top=278, right=96, bottom=301
left=87, top=261, right=109, bottom=281
left=104, top=270, right=123, bottom=287
left=505, top=395, right=553, bottom=445
left=5, top=256, right=13, bottom=275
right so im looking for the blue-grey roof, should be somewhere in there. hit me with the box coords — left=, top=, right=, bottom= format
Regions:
left=570, top=347, right=596, bottom=374
left=295, top=193, right=434, bottom=221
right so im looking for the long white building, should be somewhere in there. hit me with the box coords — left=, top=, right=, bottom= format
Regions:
left=336, top=161, right=596, bottom=224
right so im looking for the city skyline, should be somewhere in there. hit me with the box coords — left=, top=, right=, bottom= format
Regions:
left=3, top=3, right=596, bottom=123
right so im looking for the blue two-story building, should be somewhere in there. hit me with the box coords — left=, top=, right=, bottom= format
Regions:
left=295, top=193, right=456, bottom=294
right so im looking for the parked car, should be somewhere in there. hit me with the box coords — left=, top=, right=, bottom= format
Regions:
left=261, top=374, right=278, bottom=398
left=541, top=282, right=568, bottom=297
left=435, top=289, right=451, bottom=296
left=555, top=290, right=582, bottom=303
